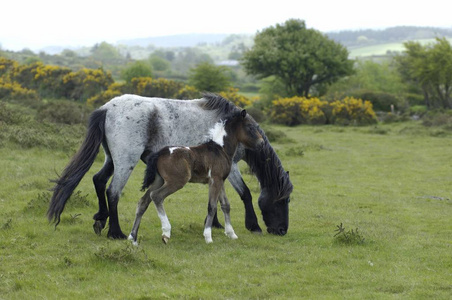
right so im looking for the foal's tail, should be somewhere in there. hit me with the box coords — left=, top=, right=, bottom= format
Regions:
left=47, top=109, right=107, bottom=226
left=142, top=151, right=161, bottom=191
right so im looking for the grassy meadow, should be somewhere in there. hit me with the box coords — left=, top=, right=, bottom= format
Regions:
left=1, top=112, right=452, bottom=298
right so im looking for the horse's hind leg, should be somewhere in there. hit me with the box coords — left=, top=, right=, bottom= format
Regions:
left=129, top=174, right=164, bottom=245
left=106, top=160, right=140, bottom=239
left=219, top=186, right=238, bottom=240
left=92, top=153, right=114, bottom=235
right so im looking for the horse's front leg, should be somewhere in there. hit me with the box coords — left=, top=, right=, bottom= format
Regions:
left=204, top=179, right=222, bottom=243
left=228, top=163, right=262, bottom=233
left=219, top=186, right=238, bottom=240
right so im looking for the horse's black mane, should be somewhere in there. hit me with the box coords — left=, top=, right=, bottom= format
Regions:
left=201, top=93, right=293, bottom=201
left=244, top=126, right=293, bottom=201
left=201, top=93, right=241, bottom=116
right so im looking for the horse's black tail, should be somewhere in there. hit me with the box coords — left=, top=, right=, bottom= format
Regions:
left=47, top=109, right=107, bottom=226
left=142, top=151, right=161, bottom=191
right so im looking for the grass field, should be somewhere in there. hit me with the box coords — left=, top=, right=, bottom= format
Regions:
left=1, top=120, right=451, bottom=299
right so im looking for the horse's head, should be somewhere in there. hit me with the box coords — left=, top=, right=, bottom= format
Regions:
left=257, top=170, right=292, bottom=236
left=229, top=110, right=264, bottom=151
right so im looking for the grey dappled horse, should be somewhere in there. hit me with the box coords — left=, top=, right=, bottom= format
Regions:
left=48, top=94, right=293, bottom=239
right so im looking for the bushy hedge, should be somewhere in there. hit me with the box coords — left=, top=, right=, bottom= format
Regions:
left=86, top=78, right=201, bottom=108
left=1, top=59, right=114, bottom=101
left=0, top=78, right=39, bottom=100
left=270, top=96, right=377, bottom=126
left=329, top=97, right=377, bottom=125
left=219, top=87, right=252, bottom=108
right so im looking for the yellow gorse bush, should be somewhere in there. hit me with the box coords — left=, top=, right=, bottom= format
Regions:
left=271, top=96, right=377, bottom=126
left=330, top=97, right=377, bottom=125
left=219, top=87, right=252, bottom=108
left=271, top=97, right=328, bottom=125
left=0, top=78, right=38, bottom=100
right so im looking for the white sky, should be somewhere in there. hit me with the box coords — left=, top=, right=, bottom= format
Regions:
left=1, top=0, right=451, bottom=51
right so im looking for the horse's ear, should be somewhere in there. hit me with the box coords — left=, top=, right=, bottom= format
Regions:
left=241, top=109, right=247, bottom=118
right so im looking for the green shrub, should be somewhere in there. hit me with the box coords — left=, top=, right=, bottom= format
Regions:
left=245, top=106, right=265, bottom=123
left=36, top=100, right=92, bottom=125
left=351, top=90, right=399, bottom=112
left=409, top=105, right=428, bottom=116
left=334, top=223, right=365, bottom=245
left=0, top=102, right=33, bottom=125
left=422, top=110, right=452, bottom=127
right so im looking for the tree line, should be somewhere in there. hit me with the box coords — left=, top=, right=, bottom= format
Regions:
left=2, top=19, right=452, bottom=125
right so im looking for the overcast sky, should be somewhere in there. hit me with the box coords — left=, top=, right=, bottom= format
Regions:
left=1, top=0, right=451, bottom=51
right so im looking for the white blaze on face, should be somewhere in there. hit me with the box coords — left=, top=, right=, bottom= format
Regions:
left=209, top=120, right=227, bottom=146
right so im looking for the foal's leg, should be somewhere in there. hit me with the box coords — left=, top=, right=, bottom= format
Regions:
left=92, top=151, right=114, bottom=235
left=219, top=186, right=238, bottom=240
left=129, top=174, right=164, bottom=245
left=204, top=179, right=222, bottom=244
left=129, top=189, right=152, bottom=246
left=151, top=179, right=186, bottom=244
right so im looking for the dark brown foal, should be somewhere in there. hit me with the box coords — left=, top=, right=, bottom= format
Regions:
left=129, top=110, right=263, bottom=245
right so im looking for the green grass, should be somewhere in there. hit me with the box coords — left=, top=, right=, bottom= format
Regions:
left=1, top=121, right=452, bottom=298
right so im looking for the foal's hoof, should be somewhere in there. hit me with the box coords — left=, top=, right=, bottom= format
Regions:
left=128, top=234, right=139, bottom=246
left=93, top=220, right=106, bottom=235
left=225, top=232, right=238, bottom=240
left=162, top=235, right=170, bottom=244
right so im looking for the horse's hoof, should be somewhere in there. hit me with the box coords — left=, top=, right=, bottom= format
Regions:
left=247, top=224, right=262, bottom=234
left=107, top=231, right=128, bottom=240
left=162, top=235, right=170, bottom=244
left=93, top=220, right=105, bottom=235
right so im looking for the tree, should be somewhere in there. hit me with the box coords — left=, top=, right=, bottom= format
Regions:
left=241, top=19, right=354, bottom=98
left=121, top=60, right=153, bottom=83
left=396, top=38, right=452, bottom=108
left=90, top=42, right=122, bottom=65
left=188, top=62, right=231, bottom=92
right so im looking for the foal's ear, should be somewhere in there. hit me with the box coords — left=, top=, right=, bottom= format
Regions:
left=241, top=109, right=247, bottom=118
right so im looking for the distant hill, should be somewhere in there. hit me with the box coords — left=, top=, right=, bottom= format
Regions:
left=118, top=33, right=230, bottom=48
left=326, top=26, right=452, bottom=48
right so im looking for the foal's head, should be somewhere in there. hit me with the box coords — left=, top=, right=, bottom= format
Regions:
left=223, top=110, right=264, bottom=150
